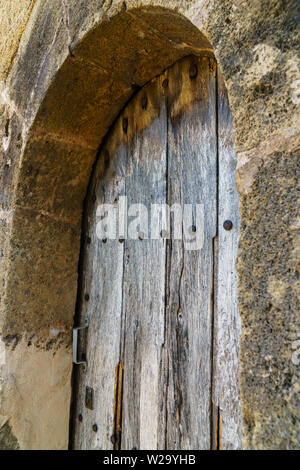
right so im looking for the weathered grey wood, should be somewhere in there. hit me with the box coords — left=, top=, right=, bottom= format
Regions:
left=73, top=56, right=242, bottom=451
left=164, top=56, right=217, bottom=450
left=120, top=73, right=168, bottom=450
left=212, top=68, right=242, bottom=449
left=73, top=116, right=127, bottom=450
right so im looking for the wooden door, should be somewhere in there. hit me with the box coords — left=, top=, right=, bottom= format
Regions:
left=72, top=56, right=242, bottom=450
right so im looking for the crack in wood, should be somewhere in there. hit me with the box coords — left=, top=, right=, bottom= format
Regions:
left=112, top=362, right=124, bottom=450
left=72, top=55, right=241, bottom=450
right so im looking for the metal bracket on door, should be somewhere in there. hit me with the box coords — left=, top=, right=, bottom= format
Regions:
left=73, top=316, right=89, bottom=365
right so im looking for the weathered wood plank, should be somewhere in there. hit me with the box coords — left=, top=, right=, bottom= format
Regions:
left=73, top=56, right=242, bottom=451
left=213, top=68, right=242, bottom=450
left=73, top=116, right=127, bottom=450
left=120, top=73, right=168, bottom=450
left=165, top=56, right=217, bottom=450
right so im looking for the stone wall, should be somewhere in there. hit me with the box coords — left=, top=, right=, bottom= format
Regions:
left=0, top=0, right=299, bottom=449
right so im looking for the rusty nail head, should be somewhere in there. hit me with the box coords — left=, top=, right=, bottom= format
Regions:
left=189, top=64, right=198, bottom=80
left=223, top=220, right=233, bottom=231
left=92, top=424, right=98, bottom=433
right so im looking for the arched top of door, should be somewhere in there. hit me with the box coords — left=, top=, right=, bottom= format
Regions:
left=4, top=4, right=219, bottom=336
left=1, top=1, right=297, bottom=451
left=28, top=6, right=214, bottom=149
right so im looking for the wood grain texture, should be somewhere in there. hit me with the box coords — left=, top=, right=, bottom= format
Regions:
left=73, top=56, right=241, bottom=451
left=73, top=116, right=126, bottom=450
left=212, top=68, right=243, bottom=450
left=164, top=56, right=217, bottom=450
left=120, top=74, right=168, bottom=450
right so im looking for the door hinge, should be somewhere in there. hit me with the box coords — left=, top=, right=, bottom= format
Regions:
left=73, top=316, right=89, bottom=365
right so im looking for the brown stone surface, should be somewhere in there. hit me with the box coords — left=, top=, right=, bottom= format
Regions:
left=0, top=0, right=299, bottom=450
left=0, top=0, right=37, bottom=81
left=0, top=421, right=20, bottom=450
left=0, top=339, right=72, bottom=449
left=15, top=136, right=96, bottom=220
left=236, top=130, right=300, bottom=195
left=206, top=0, right=300, bottom=153
left=0, top=111, right=24, bottom=210
left=238, top=150, right=300, bottom=449
left=1, top=214, right=80, bottom=335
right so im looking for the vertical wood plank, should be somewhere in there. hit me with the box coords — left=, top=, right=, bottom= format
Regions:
left=120, top=74, right=168, bottom=450
left=73, top=117, right=126, bottom=450
left=213, top=68, right=243, bottom=450
left=73, top=56, right=242, bottom=451
left=165, top=56, right=217, bottom=450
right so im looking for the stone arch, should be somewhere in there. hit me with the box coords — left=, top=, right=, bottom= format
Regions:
left=4, top=6, right=214, bottom=338
left=1, top=3, right=221, bottom=450
left=1, top=0, right=298, bottom=451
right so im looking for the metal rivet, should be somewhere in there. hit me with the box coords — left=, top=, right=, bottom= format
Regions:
left=162, top=78, right=169, bottom=88
left=223, top=220, right=233, bottom=231
left=92, top=424, right=98, bottom=433
left=138, top=232, right=144, bottom=241
left=141, top=95, right=148, bottom=110
left=78, top=414, right=83, bottom=422
left=122, top=117, right=128, bottom=134
left=189, top=64, right=198, bottom=80
left=84, top=293, right=90, bottom=301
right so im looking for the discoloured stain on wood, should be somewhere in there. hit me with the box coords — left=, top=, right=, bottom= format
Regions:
left=119, top=72, right=167, bottom=451
left=73, top=56, right=241, bottom=450
left=164, top=55, right=217, bottom=450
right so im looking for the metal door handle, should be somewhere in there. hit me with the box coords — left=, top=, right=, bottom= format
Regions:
left=73, top=317, right=89, bottom=365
